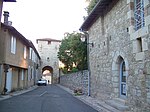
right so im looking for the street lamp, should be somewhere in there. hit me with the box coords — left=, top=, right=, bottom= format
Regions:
left=80, top=31, right=94, bottom=96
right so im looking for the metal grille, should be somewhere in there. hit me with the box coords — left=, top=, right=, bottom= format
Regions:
left=134, top=0, right=145, bottom=30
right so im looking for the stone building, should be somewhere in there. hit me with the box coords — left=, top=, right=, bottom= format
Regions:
left=80, top=0, right=150, bottom=111
left=36, top=38, right=61, bottom=84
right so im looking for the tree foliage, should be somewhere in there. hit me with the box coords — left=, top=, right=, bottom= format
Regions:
left=86, top=0, right=99, bottom=15
left=58, top=32, right=87, bottom=74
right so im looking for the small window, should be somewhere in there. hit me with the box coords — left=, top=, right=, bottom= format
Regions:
left=11, top=36, right=16, bottom=54
left=137, top=37, right=142, bottom=52
left=48, top=41, right=51, bottom=45
left=104, top=41, right=105, bottom=46
left=47, top=57, right=49, bottom=60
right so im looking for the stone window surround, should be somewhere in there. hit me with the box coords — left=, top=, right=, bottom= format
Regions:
left=127, top=0, right=150, bottom=34
left=127, top=0, right=149, bottom=61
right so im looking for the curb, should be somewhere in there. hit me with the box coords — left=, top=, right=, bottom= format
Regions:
left=0, top=86, right=38, bottom=101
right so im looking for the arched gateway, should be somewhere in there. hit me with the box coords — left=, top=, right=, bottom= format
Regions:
left=42, top=66, right=53, bottom=84
left=36, top=38, right=61, bottom=84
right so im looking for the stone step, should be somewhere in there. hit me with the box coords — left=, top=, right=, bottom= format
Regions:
left=113, top=98, right=127, bottom=105
left=106, top=99, right=130, bottom=112
left=97, top=101, right=122, bottom=112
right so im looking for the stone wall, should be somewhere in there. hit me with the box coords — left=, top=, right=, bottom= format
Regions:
left=87, top=0, right=150, bottom=111
left=60, top=70, right=88, bottom=94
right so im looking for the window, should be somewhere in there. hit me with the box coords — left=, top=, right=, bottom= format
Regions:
left=137, top=37, right=142, bottom=52
left=134, top=0, right=145, bottom=30
left=48, top=41, right=51, bottom=45
left=32, top=51, right=34, bottom=61
left=32, top=67, right=34, bottom=79
left=28, top=66, right=31, bottom=81
left=11, top=36, right=16, bottom=54
left=120, top=61, right=127, bottom=97
left=21, top=69, right=24, bottom=80
left=47, top=57, right=50, bottom=62
left=30, top=67, right=34, bottom=80
left=29, top=48, right=32, bottom=59
left=24, top=46, right=27, bottom=59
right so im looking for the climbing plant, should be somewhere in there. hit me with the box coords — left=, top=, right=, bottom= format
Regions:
left=86, top=0, right=99, bottom=15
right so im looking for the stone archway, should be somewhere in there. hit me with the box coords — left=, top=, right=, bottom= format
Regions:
left=42, top=66, right=53, bottom=84
left=111, top=51, right=129, bottom=98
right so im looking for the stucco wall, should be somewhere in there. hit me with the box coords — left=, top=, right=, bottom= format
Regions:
left=11, top=68, right=19, bottom=91
left=0, top=25, right=40, bottom=93
left=0, top=29, right=5, bottom=63
left=4, top=31, right=29, bottom=68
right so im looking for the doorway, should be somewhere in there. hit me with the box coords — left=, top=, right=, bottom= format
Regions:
left=6, top=68, right=12, bottom=92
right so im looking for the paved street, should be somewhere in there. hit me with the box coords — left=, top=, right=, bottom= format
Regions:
left=0, top=84, right=98, bottom=112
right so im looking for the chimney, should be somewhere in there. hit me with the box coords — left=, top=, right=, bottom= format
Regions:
left=3, top=11, right=9, bottom=25
left=8, top=21, right=12, bottom=26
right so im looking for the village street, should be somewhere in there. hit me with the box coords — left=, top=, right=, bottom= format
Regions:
left=0, top=85, right=98, bottom=112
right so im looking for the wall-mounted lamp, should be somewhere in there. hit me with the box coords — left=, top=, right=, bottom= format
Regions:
left=80, top=33, right=94, bottom=47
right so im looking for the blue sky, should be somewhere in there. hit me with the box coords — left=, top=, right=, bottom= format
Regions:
left=2, top=0, right=88, bottom=45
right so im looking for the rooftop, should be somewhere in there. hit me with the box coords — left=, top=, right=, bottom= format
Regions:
left=36, top=38, right=61, bottom=43
left=80, top=0, right=118, bottom=31
left=4, top=0, right=16, bottom=2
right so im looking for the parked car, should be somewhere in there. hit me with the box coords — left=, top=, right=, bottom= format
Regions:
left=37, top=79, right=47, bottom=86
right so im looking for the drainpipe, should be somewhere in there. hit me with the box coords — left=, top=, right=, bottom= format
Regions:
left=85, top=32, right=91, bottom=96
left=80, top=29, right=91, bottom=96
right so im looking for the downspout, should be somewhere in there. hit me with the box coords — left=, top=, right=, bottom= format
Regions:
left=85, top=31, right=91, bottom=96
left=80, top=29, right=91, bottom=96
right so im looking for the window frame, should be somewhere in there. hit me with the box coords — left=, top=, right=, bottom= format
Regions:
left=11, top=36, right=16, bottom=54
left=134, top=0, right=145, bottom=31
left=29, top=47, right=32, bottom=59
left=21, top=69, right=24, bottom=80
left=23, top=46, right=27, bottom=59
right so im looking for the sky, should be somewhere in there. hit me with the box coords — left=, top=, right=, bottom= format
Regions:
left=2, top=0, right=88, bottom=46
